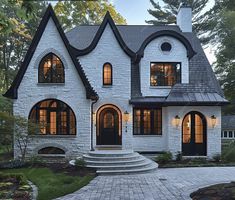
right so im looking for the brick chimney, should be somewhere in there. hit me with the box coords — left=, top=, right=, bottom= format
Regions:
left=176, top=3, right=192, bottom=32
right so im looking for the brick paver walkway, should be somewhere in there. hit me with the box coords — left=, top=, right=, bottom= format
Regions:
left=56, top=167, right=235, bottom=200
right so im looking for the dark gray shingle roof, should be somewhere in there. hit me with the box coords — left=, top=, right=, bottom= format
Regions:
left=222, top=115, right=235, bottom=129
left=66, top=24, right=227, bottom=103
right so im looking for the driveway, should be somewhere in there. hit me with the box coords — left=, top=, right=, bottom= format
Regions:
left=56, top=167, right=235, bottom=200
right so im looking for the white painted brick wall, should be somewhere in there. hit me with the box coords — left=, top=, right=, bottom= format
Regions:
left=140, top=36, right=189, bottom=97
left=79, top=24, right=133, bottom=149
left=13, top=18, right=91, bottom=159
left=166, top=106, right=221, bottom=158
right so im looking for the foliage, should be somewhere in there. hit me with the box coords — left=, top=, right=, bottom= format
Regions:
left=212, top=0, right=235, bottom=114
left=155, top=152, right=172, bottom=164
left=146, top=0, right=215, bottom=43
left=0, top=111, right=39, bottom=161
left=175, top=151, right=182, bottom=161
left=0, top=172, right=31, bottom=200
left=212, top=154, right=222, bottom=162
left=222, top=141, right=235, bottom=162
left=54, top=0, right=126, bottom=31
left=75, top=158, right=86, bottom=168
left=2, top=167, right=94, bottom=200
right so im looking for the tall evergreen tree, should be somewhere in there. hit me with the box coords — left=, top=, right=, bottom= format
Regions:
left=146, top=0, right=215, bottom=43
left=213, top=0, right=235, bottom=114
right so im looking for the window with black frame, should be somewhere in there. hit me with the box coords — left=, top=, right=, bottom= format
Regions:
left=29, top=99, right=76, bottom=135
left=133, top=108, right=162, bottom=135
left=150, top=62, right=181, bottom=86
left=38, top=53, right=65, bottom=83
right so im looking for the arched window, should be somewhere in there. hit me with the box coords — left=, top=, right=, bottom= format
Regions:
left=103, top=63, right=112, bottom=85
left=29, top=99, right=76, bottom=135
left=38, top=53, right=65, bottom=83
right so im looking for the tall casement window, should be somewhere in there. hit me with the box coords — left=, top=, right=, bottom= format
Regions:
left=133, top=108, right=162, bottom=135
left=38, top=53, right=65, bottom=83
left=103, top=63, right=112, bottom=85
left=150, top=62, right=181, bottom=86
left=29, top=99, right=76, bottom=135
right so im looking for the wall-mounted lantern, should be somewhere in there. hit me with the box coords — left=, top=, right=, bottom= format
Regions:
left=211, top=115, right=217, bottom=128
left=124, top=111, right=130, bottom=132
left=175, top=115, right=181, bottom=127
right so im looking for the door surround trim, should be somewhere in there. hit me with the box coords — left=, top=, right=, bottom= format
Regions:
left=96, top=104, right=122, bottom=145
left=181, top=111, right=207, bottom=156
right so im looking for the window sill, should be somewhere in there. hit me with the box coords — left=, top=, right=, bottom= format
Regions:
left=37, top=83, right=65, bottom=86
left=102, top=85, right=112, bottom=88
left=149, top=86, right=172, bottom=89
left=133, top=134, right=162, bottom=137
left=30, top=134, right=76, bottom=138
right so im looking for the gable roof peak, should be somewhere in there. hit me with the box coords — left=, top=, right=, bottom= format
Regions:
left=3, top=4, right=98, bottom=100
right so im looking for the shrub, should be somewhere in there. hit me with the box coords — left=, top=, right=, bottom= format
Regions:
left=27, top=156, right=44, bottom=166
left=156, top=152, right=172, bottom=164
left=75, top=158, right=86, bottom=168
left=222, top=142, right=235, bottom=162
left=189, top=157, right=207, bottom=164
left=212, top=154, right=221, bottom=162
left=175, top=151, right=182, bottom=161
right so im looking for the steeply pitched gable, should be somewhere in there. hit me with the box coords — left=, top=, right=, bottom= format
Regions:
left=3, top=4, right=98, bottom=100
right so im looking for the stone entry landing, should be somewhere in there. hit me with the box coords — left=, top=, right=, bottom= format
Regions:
left=83, top=150, right=158, bottom=175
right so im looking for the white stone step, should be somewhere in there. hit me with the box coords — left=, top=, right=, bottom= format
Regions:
left=85, top=156, right=146, bottom=166
left=82, top=151, right=158, bottom=175
left=97, top=162, right=158, bottom=175
left=87, top=159, right=152, bottom=170
left=83, top=153, right=140, bottom=161
left=88, top=150, right=134, bottom=157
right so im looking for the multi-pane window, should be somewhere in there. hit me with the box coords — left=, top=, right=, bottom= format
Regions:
left=150, top=62, right=181, bottom=86
left=103, top=63, right=112, bottom=85
left=39, top=53, right=65, bottom=83
left=222, top=130, right=235, bottom=139
left=133, top=108, right=162, bottom=135
left=29, top=99, right=76, bottom=135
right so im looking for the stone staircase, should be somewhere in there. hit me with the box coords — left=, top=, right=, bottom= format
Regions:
left=82, top=150, right=158, bottom=175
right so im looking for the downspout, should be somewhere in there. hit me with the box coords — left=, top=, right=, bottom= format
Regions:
left=91, top=99, right=98, bottom=151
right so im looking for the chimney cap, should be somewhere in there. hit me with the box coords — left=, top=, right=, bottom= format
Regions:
left=179, top=2, right=192, bottom=9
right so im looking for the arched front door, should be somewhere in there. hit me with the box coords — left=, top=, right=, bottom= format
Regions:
left=97, top=107, right=121, bottom=145
left=182, top=112, right=207, bottom=156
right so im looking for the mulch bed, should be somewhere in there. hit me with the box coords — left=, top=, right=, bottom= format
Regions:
left=190, top=182, right=235, bottom=200
left=31, top=162, right=96, bottom=177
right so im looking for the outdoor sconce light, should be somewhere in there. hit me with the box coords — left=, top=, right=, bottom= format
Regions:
left=175, top=115, right=180, bottom=127
left=211, top=115, right=217, bottom=128
left=124, top=111, right=130, bottom=132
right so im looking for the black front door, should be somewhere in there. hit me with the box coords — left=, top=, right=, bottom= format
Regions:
left=97, top=108, right=120, bottom=145
left=182, top=112, right=207, bottom=156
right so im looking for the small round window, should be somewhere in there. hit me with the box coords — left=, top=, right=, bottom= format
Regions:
left=161, top=42, right=172, bottom=52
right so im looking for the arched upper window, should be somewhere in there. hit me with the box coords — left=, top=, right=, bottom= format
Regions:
left=103, top=63, right=112, bottom=85
left=38, top=53, right=65, bottom=83
left=29, top=99, right=76, bottom=135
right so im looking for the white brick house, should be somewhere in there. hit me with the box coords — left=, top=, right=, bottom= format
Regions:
left=4, top=4, right=228, bottom=159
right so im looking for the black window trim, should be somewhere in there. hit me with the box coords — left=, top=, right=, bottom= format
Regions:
left=150, top=62, right=181, bottom=87
left=133, top=107, right=162, bottom=136
left=38, top=52, right=65, bottom=84
left=29, top=99, right=76, bottom=135
left=103, top=62, right=113, bottom=86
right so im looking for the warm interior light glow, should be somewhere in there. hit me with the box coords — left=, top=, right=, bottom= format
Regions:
left=211, top=115, right=216, bottom=128
left=124, top=111, right=130, bottom=122
left=175, top=115, right=180, bottom=127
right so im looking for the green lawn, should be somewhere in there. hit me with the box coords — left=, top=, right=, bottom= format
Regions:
left=1, top=167, right=94, bottom=200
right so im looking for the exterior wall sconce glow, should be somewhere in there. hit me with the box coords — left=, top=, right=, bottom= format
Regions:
left=124, top=111, right=130, bottom=132
left=175, top=115, right=181, bottom=127
left=211, top=115, right=217, bottom=128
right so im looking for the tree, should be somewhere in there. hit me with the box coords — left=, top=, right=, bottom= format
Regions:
left=0, top=111, right=39, bottom=161
left=146, top=0, right=215, bottom=43
left=213, top=0, right=235, bottom=114
left=0, top=0, right=47, bottom=92
left=54, top=0, right=126, bottom=31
